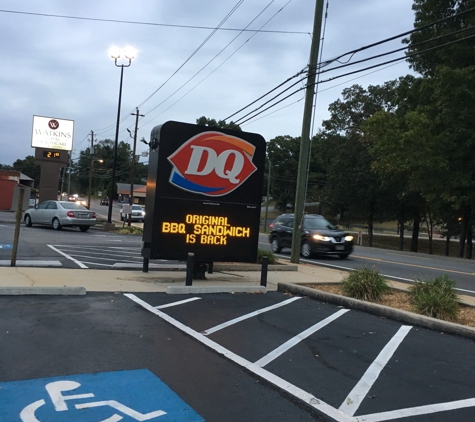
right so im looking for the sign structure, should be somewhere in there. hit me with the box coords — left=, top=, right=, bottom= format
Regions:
left=31, top=115, right=74, bottom=151
left=142, top=121, right=266, bottom=263
left=0, top=369, right=204, bottom=421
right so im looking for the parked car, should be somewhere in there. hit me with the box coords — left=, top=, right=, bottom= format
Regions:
left=100, top=198, right=109, bottom=206
left=119, top=204, right=145, bottom=222
left=24, top=200, right=97, bottom=232
left=268, top=213, right=354, bottom=259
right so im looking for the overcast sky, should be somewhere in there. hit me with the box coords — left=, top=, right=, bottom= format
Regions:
left=0, top=0, right=417, bottom=167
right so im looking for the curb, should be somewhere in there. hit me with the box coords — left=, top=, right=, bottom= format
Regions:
left=278, top=282, right=475, bottom=340
left=166, top=285, right=267, bottom=294
left=213, top=264, right=298, bottom=272
left=0, top=286, right=86, bottom=296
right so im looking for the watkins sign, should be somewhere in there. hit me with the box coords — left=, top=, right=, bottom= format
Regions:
left=31, top=115, right=74, bottom=151
left=142, top=121, right=266, bottom=262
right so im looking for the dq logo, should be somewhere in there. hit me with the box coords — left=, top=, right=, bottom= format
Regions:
left=168, top=132, right=257, bottom=196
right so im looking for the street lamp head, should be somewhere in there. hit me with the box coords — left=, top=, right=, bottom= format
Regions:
left=108, top=46, right=121, bottom=59
left=123, top=46, right=137, bottom=60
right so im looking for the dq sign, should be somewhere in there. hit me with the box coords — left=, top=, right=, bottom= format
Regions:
left=142, top=121, right=266, bottom=262
left=168, top=132, right=257, bottom=196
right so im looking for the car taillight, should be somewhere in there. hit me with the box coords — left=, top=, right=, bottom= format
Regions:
left=92, top=212, right=96, bottom=218
left=269, top=222, right=274, bottom=228
left=67, top=211, right=75, bottom=218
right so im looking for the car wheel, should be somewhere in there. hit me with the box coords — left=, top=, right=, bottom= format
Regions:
left=79, top=226, right=89, bottom=232
left=339, top=253, right=349, bottom=259
left=52, top=218, right=62, bottom=231
left=24, top=214, right=33, bottom=227
left=301, top=242, right=313, bottom=258
left=271, top=237, right=282, bottom=253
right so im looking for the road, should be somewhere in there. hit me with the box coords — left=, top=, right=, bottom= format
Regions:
left=1, top=208, right=475, bottom=296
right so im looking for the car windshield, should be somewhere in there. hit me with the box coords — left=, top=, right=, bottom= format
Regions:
left=60, top=202, right=88, bottom=210
left=132, top=205, right=142, bottom=210
left=303, top=217, right=336, bottom=230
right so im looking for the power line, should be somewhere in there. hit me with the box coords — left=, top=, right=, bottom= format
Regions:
left=139, top=0, right=294, bottom=127
left=0, top=8, right=309, bottom=34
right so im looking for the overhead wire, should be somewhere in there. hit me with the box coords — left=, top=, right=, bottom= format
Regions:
left=140, top=0, right=294, bottom=127
left=0, top=8, right=308, bottom=34
left=231, top=26, right=475, bottom=126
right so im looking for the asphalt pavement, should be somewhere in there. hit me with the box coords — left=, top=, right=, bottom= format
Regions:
left=1, top=208, right=475, bottom=338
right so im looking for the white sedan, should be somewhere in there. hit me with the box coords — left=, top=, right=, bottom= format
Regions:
left=24, top=200, right=97, bottom=232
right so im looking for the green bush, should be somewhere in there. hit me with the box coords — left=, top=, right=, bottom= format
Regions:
left=408, top=275, right=459, bottom=320
left=341, top=267, right=389, bottom=301
left=257, top=248, right=277, bottom=264
left=116, top=226, right=143, bottom=235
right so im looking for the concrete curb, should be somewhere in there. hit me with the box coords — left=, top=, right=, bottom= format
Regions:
left=213, top=264, right=298, bottom=272
left=0, top=286, right=86, bottom=296
left=278, top=282, right=475, bottom=340
left=166, top=286, right=267, bottom=294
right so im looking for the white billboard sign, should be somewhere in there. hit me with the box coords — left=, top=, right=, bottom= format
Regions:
left=31, top=115, right=74, bottom=151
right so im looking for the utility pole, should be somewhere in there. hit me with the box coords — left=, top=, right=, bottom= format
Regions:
left=290, top=0, right=325, bottom=263
left=87, top=131, right=94, bottom=209
left=128, top=108, right=144, bottom=226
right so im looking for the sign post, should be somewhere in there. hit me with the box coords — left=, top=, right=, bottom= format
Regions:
left=32, top=115, right=74, bottom=202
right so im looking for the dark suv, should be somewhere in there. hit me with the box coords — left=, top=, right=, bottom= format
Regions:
left=268, top=213, right=354, bottom=259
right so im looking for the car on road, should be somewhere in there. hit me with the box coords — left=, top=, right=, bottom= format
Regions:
left=24, top=200, right=97, bottom=232
left=100, top=198, right=109, bottom=206
left=269, top=213, right=354, bottom=259
left=119, top=204, right=145, bottom=222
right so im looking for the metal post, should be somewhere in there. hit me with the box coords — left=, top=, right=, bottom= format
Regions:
left=186, top=253, right=194, bottom=286
left=11, top=188, right=25, bottom=267
left=260, top=256, right=268, bottom=287
left=107, top=64, right=125, bottom=224
left=142, top=257, right=149, bottom=273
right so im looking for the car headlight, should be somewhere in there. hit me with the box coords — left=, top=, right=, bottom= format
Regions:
left=313, top=234, right=331, bottom=241
left=345, top=235, right=354, bottom=241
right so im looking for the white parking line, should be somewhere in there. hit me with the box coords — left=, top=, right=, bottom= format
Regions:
left=155, top=298, right=202, bottom=309
left=124, top=293, right=354, bottom=422
left=355, top=398, right=475, bottom=422
left=124, top=294, right=475, bottom=421
left=340, top=325, right=412, bottom=416
left=47, top=245, right=88, bottom=269
left=254, top=309, right=350, bottom=368
left=203, top=297, right=301, bottom=335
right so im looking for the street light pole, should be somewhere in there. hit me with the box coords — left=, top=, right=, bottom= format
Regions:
left=106, top=46, right=135, bottom=226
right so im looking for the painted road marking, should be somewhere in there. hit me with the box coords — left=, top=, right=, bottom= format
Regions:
left=47, top=245, right=88, bottom=269
left=339, top=325, right=412, bottom=416
left=2, top=369, right=203, bottom=421
left=125, top=294, right=475, bottom=422
left=254, top=308, right=350, bottom=368
left=203, top=296, right=301, bottom=335
left=155, top=297, right=202, bottom=309
left=0, top=244, right=13, bottom=249
left=125, top=293, right=354, bottom=422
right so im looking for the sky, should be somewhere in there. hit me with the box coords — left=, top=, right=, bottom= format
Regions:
left=0, top=0, right=418, bottom=167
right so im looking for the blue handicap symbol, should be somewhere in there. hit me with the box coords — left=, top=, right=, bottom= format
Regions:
left=0, top=369, right=204, bottom=421
left=0, top=244, right=13, bottom=249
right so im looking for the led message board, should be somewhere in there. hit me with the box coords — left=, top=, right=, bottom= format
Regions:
left=142, top=121, right=266, bottom=263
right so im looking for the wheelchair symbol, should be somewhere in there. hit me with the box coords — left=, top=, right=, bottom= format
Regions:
left=20, top=380, right=167, bottom=421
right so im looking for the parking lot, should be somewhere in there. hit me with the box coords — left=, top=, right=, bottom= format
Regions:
left=1, top=291, right=475, bottom=421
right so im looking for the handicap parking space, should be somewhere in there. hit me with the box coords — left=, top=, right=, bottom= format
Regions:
left=1, top=292, right=475, bottom=421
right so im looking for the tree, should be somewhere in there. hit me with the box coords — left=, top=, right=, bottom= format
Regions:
left=196, top=116, right=241, bottom=131
left=405, top=0, right=475, bottom=77
left=13, top=156, right=41, bottom=188
left=0, top=164, right=13, bottom=170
